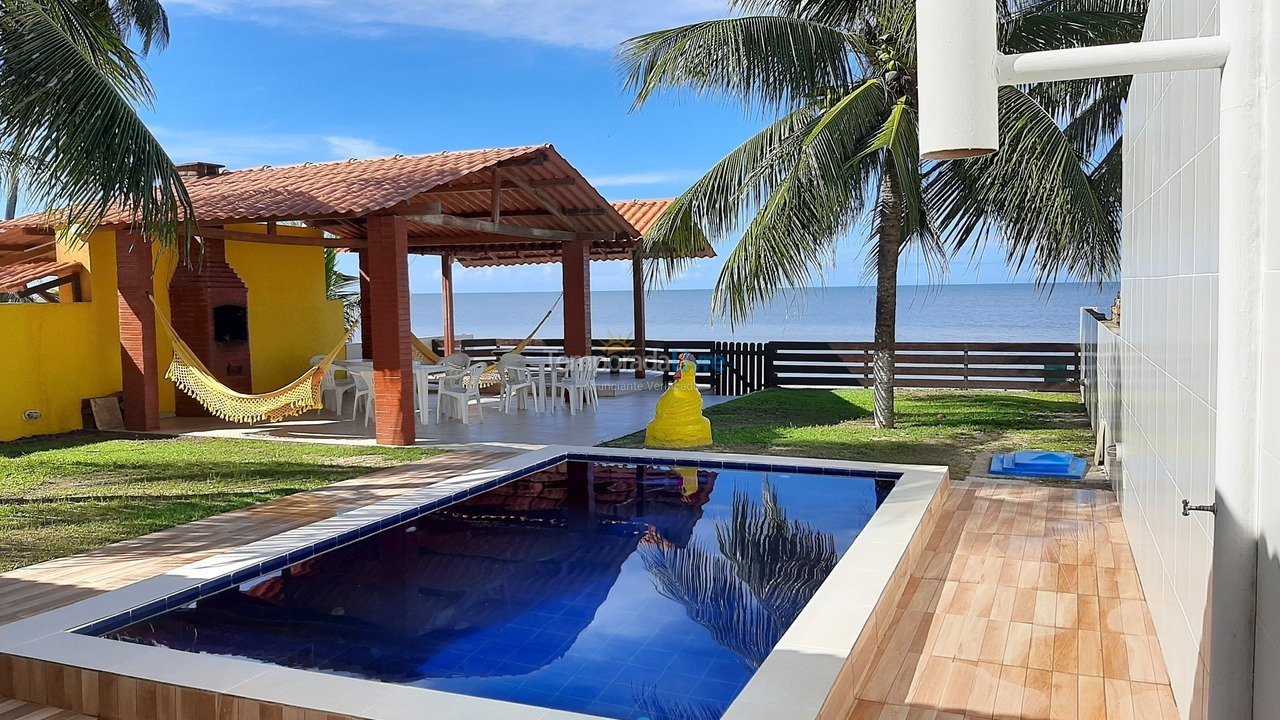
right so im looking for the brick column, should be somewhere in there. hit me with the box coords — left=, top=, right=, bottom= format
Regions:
left=365, top=216, right=414, bottom=446
left=116, top=232, right=160, bottom=431
left=358, top=250, right=374, bottom=359
left=562, top=240, right=591, bottom=357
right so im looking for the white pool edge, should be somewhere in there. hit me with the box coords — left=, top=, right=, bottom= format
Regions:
left=0, top=446, right=949, bottom=720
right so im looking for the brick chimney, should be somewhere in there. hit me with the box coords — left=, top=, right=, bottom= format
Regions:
left=175, top=162, right=225, bottom=180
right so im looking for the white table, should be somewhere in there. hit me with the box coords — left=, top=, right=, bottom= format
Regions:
left=413, top=364, right=448, bottom=425
left=523, top=356, right=574, bottom=412
left=333, top=362, right=447, bottom=426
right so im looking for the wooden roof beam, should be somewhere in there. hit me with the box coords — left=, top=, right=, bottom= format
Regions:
left=505, top=170, right=583, bottom=231
left=193, top=226, right=366, bottom=249
left=405, top=214, right=579, bottom=242
left=417, top=177, right=576, bottom=197
left=0, top=241, right=58, bottom=267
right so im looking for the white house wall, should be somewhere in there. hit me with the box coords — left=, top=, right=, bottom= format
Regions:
left=1254, top=0, right=1280, bottom=712
left=1118, top=0, right=1220, bottom=717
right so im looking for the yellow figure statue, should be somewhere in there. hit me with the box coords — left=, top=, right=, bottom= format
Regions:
left=645, top=353, right=713, bottom=448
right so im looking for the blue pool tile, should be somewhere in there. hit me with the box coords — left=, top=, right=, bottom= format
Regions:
left=94, top=455, right=887, bottom=720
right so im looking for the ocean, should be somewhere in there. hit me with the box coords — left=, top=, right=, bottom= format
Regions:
left=408, top=283, right=1118, bottom=344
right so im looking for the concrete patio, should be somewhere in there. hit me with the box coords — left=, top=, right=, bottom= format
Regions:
left=148, top=381, right=732, bottom=452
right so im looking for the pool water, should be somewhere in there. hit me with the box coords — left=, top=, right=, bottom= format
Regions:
left=102, top=461, right=891, bottom=719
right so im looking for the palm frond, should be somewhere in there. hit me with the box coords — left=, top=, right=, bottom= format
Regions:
left=640, top=482, right=838, bottom=669
left=927, top=85, right=1120, bottom=283
left=0, top=0, right=192, bottom=245
left=324, top=248, right=361, bottom=329
left=641, top=103, right=833, bottom=286
left=110, top=0, right=169, bottom=53
left=728, top=0, right=881, bottom=28
left=76, top=0, right=169, bottom=53
left=709, top=81, right=890, bottom=323
left=1001, top=0, right=1147, bottom=53
left=616, top=16, right=859, bottom=114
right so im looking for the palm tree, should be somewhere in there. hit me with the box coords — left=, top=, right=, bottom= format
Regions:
left=324, top=248, right=361, bottom=329
left=640, top=482, right=837, bottom=669
left=0, top=0, right=192, bottom=242
left=618, top=0, right=1145, bottom=427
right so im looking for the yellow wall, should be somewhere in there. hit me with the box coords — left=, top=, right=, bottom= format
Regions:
left=0, top=226, right=342, bottom=442
left=0, top=232, right=121, bottom=441
left=224, top=225, right=345, bottom=393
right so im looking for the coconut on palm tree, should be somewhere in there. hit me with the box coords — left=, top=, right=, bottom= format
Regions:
left=618, top=0, right=1144, bottom=427
left=0, top=0, right=191, bottom=240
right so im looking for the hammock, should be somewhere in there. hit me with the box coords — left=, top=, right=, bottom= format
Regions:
left=151, top=297, right=356, bottom=424
left=409, top=294, right=563, bottom=387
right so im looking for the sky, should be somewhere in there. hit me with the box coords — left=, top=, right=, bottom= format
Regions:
left=130, top=0, right=1043, bottom=294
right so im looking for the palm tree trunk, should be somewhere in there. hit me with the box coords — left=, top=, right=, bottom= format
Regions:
left=873, top=172, right=904, bottom=429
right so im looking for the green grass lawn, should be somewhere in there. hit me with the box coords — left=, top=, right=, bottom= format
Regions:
left=606, top=389, right=1093, bottom=478
left=0, top=435, right=439, bottom=572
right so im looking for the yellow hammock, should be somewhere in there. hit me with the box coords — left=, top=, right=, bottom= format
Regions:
left=151, top=298, right=356, bottom=424
left=410, top=294, right=563, bottom=386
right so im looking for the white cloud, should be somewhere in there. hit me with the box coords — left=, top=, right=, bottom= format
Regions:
left=166, top=0, right=727, bottom=50
left=324, top=135, right=396, bottom=160
left=151, top=128, right=396, bottom=168
left=587, top=170, right=702, bottom=188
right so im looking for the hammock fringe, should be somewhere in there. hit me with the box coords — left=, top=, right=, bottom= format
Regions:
left=154, top=291, right=559, bottom=425
left=151, top=296, right=355, bottom=425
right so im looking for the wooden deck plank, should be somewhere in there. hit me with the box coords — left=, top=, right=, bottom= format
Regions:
left=829, top=482, right=1181, bottom=720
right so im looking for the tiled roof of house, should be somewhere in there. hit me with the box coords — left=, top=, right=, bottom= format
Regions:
left=0, top=260, right=82, bottom=294
left=455, top=199, right=715, bottom=268
left=612, top=199, right=675, bottom=236
left=173, top=146, right=547, bottom=224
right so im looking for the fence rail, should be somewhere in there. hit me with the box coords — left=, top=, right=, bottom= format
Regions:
left=445, top=337, right=1081, bottom=396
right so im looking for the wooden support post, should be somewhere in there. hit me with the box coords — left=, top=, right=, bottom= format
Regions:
left=562, top=240, right=591, bottom=357
left=441, top=254, right=456, bottom=355
left=358, top=250, right=374, bottom=360
left=490, top=169, right=502, bottom=223
left=365, top=216, right=415, bottom=446
left=115, top=232, right=159, bottom=431
left=632, top=250, right=647, bottom=379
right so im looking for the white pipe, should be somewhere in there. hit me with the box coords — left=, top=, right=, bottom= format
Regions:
left=917, top=0, right=999, bottom=160
left=995, top=37, right=1231, bottom=86
left=1209, top=0, right=1262, bottom=716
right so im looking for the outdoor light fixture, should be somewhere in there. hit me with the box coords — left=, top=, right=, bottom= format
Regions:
left=915, top=0, right=1231, bottom=160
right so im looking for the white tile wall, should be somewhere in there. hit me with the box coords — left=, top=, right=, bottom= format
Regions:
left=1113, top=1, right=1220, bottom=717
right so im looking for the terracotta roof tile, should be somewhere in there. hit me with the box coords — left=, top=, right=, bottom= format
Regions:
left=0, top=260, right=82, bottom=294
left=612, top=199, right=676, bottom=236
left=171, top=145, right=548, bottom=224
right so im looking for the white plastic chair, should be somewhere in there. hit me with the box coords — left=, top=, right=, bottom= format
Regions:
left=436, top=363, right=485, bottom=424
left=313, top=355, right=355, bottom=416
left=441, top=352, right=471, bottom=369
left=566, top=356, right=601, bottom=415
left=498, top=355, right=540, bottom=414
left=349, top=369, right=376, bottom=426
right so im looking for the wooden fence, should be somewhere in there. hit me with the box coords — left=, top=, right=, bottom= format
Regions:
left=445, top=338, right=1081, bottom=396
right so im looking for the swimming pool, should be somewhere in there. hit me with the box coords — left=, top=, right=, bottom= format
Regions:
left=95, top=459, right=891, bottom=719
left=0, top=447, right=948, bottom=720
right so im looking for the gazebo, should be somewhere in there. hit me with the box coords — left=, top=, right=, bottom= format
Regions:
left=0, top=145, right=707, bottom=446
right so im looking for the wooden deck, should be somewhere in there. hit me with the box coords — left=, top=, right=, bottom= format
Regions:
left=0, top=452, right=1180, bottom=720
left=837, top=481, right=1181, bottom=720
left=0, top=697, right=92, bottom=720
